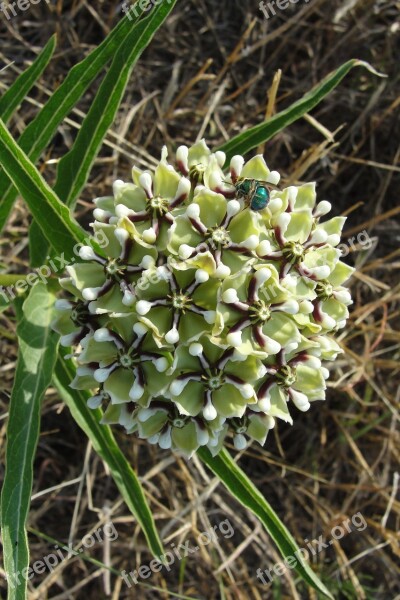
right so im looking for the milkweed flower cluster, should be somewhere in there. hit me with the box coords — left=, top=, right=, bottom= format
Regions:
left=53, top=140, right=353, bottom=457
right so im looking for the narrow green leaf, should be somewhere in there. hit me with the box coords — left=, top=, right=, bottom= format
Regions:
left=0, top=295, right=11, bottom=312
left=197, top=447, right=334, bottom=599
left=0, top=35, right=56, bottom=125
left=0, top=274, right=28, bottom=287
left=0, top=2, right=146, bottom=234
left=0, top=283, right=58, bottom=600
left=30, top=0, right=178, bottom=266
left=218, top=60, right=384, bottom=161
left=53, top=347, right=165, bottom=561
left=55, top=0, right=178, bottom=207
left=0, top=119, right=87, bottom=257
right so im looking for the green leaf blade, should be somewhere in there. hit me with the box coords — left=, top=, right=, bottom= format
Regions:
left=30, top=0, right=178, bottom=266
left=197, top=447, right=334, bottom=599
left=0, top=4, right=146, bottom=234
left=55, top=0, right=178, bottom=207
left=0, top=283, right=59, bottom=600
left=218, top=60, right=384, bottom=161
left=0, top=119, right=87, bottom=257
left=53, top=348, right=165, bottom=562
left=0, top=35, right=57, bottom=125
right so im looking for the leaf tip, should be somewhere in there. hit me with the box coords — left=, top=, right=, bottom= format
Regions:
left=352, top=59, right=388, bottom=78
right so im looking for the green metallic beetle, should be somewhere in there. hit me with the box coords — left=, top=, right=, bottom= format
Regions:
left=234, top=178, right=278, bottom=211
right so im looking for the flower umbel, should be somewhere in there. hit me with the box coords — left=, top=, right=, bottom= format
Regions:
left=53, top=141, right=353, bottom=457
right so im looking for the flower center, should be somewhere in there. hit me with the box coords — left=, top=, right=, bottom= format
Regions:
left=148, top=196, right=169, bottom=214
left=207, top=372, right=224, bottom=390
left=172, top=417, right=187, bottom=428
left=316, top=281, right=333, bottom=300
left=276, top=365, right=297, bottom=388
left=118, top=353, right=134, bottom=368
left=189, top=163, right=206, bottom=184
left=282, top=241, right=304, bottom=262
left=249, top=301, right=271, bottom=323
left=170, top=293, right=191, bottom=311
left=209, top=226, right=231, bottom=247
left=70, top=302, right=91, bottom=326
left=105, top=258, right=125, bottom=278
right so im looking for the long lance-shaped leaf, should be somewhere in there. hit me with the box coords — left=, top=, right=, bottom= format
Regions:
left=0, top=283, right=59, bottom=600
left=0, top=119, right=87, bottom=257
left=218, top=60, right=384, bottom=161
left=0, top=295, right=11, bottom=312
left=197, top=447, right=334, bottom=599
left=0, top=35, right=56, bottom=124
left=53, top=347, right=165, bottom=561
left=30, top=0, right=178, bottom=266
left=55, top=0, right=178, bottom=207
left=0, top=3, right=146, bottom=234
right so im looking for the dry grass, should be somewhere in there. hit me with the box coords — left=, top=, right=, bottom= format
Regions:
left=0, top=0, right=399, bottom=598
